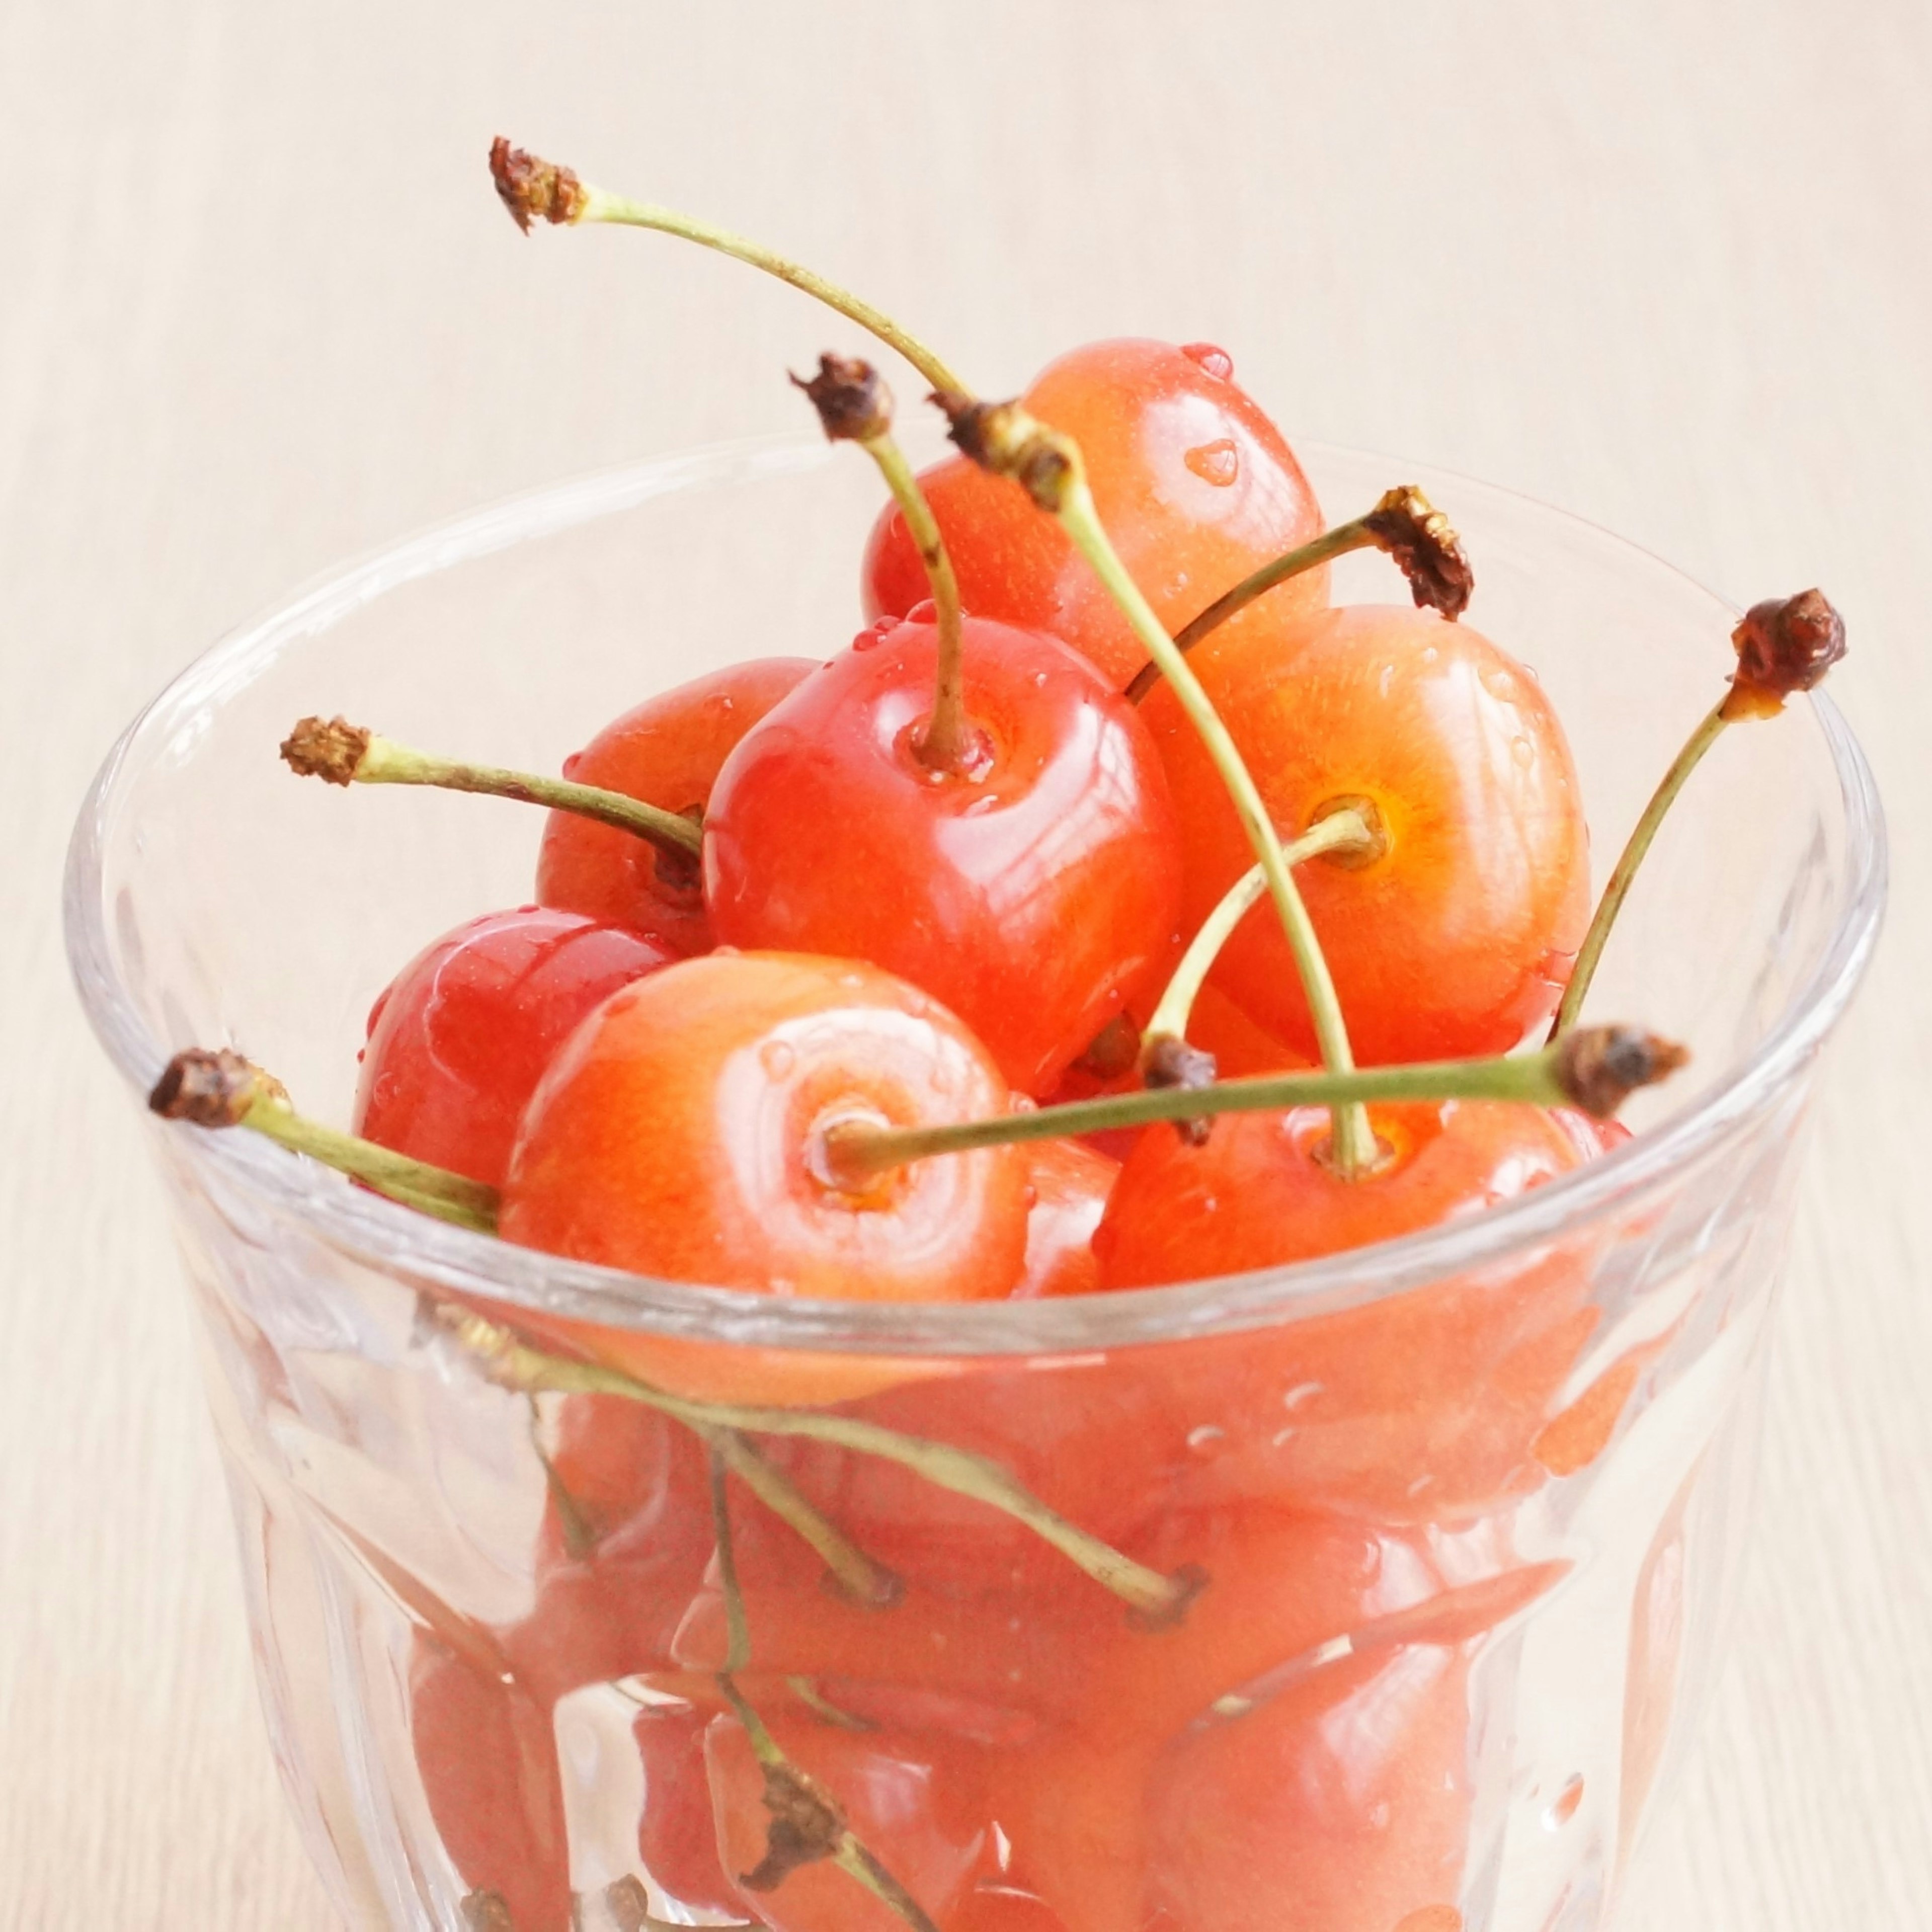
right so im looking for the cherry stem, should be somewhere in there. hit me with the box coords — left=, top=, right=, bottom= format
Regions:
left=1551, top=698, right=1730, bottom=1038
left=827, top=1026, right=1689, bottom=1176
left=528, top=1396, right=598, bottom=1561
left=549, top=168, right=963, bottom=395
left=1047, top=458, right=1379, bottom=1174
left=708, top=1461, right=942, bottom=1932
left=1143, top=808, right=1378, bottom=1045
left=864, top=431, right=972, bottom=773
left=1123, top=521, right=1372, bottom=704
left=1125, top=484, right=1473, bottom=703
left=280, top=715, right=702, bottom=863
left=435, top=1301, right=1191, bottom=1624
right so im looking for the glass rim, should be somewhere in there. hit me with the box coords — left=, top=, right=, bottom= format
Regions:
left=64, top=432, right=1888, bottom=1357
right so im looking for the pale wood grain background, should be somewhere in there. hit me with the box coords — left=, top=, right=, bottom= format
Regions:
left=4, top=3, right=1928, bottom=1925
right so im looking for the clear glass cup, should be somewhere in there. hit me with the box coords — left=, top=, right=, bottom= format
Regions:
left=66, top=434, right=1883, bottom=1932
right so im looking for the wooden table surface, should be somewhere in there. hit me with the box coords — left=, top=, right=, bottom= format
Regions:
left=5, top=4, right=1928, bottom=1925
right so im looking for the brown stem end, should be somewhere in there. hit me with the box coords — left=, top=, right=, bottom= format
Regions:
left=742, top=1760, right=847, bottom=1892
left=149, top=1048, right=279, bottom=1126
left=1076, top=1013, right=1142, bottom=1082
left=459, top=1892, right=516, bottom=1932
left=1143, top=1034, right=1219, bottom=1147
left=1555, top=1026, right=1690, bottom=1119
left=930, top=392, right=1075, bottom=512
left=792, top=353, right=893, bottom=443
left=1361, top=486, right=1474, bottom=620
left=281, top=715, right=371, bottom=785
left=1724, top=589, right=1846, bottom=717
left=1126, top=1562, right=1212, bottom=1633
left=488, top=137, right=590, bottom=233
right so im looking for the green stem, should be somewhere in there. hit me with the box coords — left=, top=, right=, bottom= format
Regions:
left=239, top=1100, right=499, bottom=1231
left=581, top=188, right=963, bottom=396
left=709, top=1447, right=754, bottom=1674
left=709, top=1430, right=902, bottom=1608
left=1142, top=809, right=1376, bottom=1044
left=1124, top=518, right=1376, bottom=703
left=528, top=1396, right=598, bottom=1561
left=355, top=736, right=702, bottom=862
left=1551, top=698, right=1730, bottom=1037
left=438, top=1306, right=1191, bottom=1624
left=830, top=1047, right=1575, bottom=1174
left=860, top=431, right=972, bottom=773
left=1053, top=474, right=1378, bottom=1174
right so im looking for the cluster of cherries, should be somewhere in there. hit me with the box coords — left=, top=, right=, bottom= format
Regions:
left=149, top=142, right=1846, bottom=1932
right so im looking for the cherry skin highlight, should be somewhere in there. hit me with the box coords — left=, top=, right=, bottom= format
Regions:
left=537, top=656, right=816, bottom=954
left=1145, top=603, right=1590, bottom=1065
left=501, top=950, right=1028, bottom=1302
left=703, top=616, right=1183, bottom=1096
left=863, top=339, right=1327, bottom=690
left=1013, top=1138, right=1117, bottom=1298
left=353, top=906, right=673, bottom=1188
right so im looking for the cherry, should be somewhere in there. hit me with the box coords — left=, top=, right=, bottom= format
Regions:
left=536, top=657, right=817, bottom=954
left=703, top=616, right=1183, bottom=1096
left=863, top=340, right=1327, bottom=690
left=705, top=1698, right=991, bottom=1932
left=1013, top=1138, right=1116, bottom=1298
left=1144, top=1642, right=1473, bottom=1932
left=497, top=950, right=1029, bottom=1402
left=353, top=906, right=672, bottom=1188
left=409, top=1634, right=571, bottom=1932
left=633, top=1700, right=743, bottom=1916
left=1144, top=603, right=1590, bottom=1065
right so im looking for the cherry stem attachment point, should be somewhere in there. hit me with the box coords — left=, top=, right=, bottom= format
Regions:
left=280, top=715, right=703, bottom=867
left=1124, top=485, right=1473, bottom=704
left=1143, top=806, right=1381, bottom=1048
left=1551, top=588, right=1845, bottom=1038
left=826, top=1027, right=1688, bottom=1179
left=489, top=139, right=963, bottom=398
left=932, top=392, right=1379, bottom=1175
left=793, top=355, right=974, bottom=774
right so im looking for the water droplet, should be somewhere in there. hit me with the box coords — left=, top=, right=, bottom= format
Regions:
left=561, top=752, right=582, bottom=777
left=852, top=628, right=882, bottom=652
left=1512, top=736, right=1536, bottom=769
left=1186, top=1424, right=1226, bottom=1455
left=1181, top=342, right=1235, bottom=380
left=907, top=597, right=938, bottom=623
left=1184, top=439, right=1240, bottom=487
left=1421, top=645, right=1439, bottom=665
left=1031, top=670, right=1049, bottom=687
left=1482, top=665, right=1517, bottom=701
left=1542, top=1774, right=1585, bottom=1829
left=1282, top=1381, right=1323, bottom=1411
left=760, top=1040, right=796, bottom=1079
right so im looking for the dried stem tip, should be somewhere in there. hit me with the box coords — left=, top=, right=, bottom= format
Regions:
left=489, top=137, right=589, bottom=232
left=1555, top=1025, right=1690, bottom=1119
left=1142, top=1033, right=1219, bottom=1147
left=148, top=1048, right=275, bottom=1126
left=792, top=353, right=893, bottom=443
left=1361, top=485, right=1474, bottom=620
left=1726, top=589, right=1846, bottom=716
left=741, top=1761, right=847, bottom=1892
left=931, top=392, right=1076, bottom=512
left=281, top=715, right=371, bottom=785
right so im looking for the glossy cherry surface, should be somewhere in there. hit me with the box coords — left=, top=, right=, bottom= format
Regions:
left=1145, top=603, right=1590, bottom=1065
left=863, top=339, right=1327, bottom=690
left=1013, top=1138, right=1117, bottom=1298
left=703, top=616, right=1183, bottom=1095
left=353, top=906, right=673, bottom=1187
left=501, top=950, right=1029, bottom=1305
left=537, top=657, right=817, bottom=954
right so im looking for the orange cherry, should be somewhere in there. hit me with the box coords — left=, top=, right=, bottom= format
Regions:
left=1144, top=603, right=1590, bottom=1065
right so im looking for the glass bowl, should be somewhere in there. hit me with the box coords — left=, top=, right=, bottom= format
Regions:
left=66, top=433, right=1883, bottom=1932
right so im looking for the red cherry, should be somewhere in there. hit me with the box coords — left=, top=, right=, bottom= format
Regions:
left=409, top=1635, right=571, bottom=1932
left=353, top=907, right=673, bottom=1187
left=703, top=619, right=1183, bottom=1096
left=536, top=657, right=817, bottom=954
left=1145, top=603, right=1590, bottom=1065
left=863, top=340, right=1326, bottom=689
left=1145, top=1642, right=1473, bottom=1932
left=1093, top=1102, right=1598, bottom=1519
left=705, top=1700, right=991, bottom=1932
left=633, top=1701, right=742, bottom=1916
left=1014, top=1138, right=1116, bottom=1298
left=497, top=952, right=1029, bottom=1402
